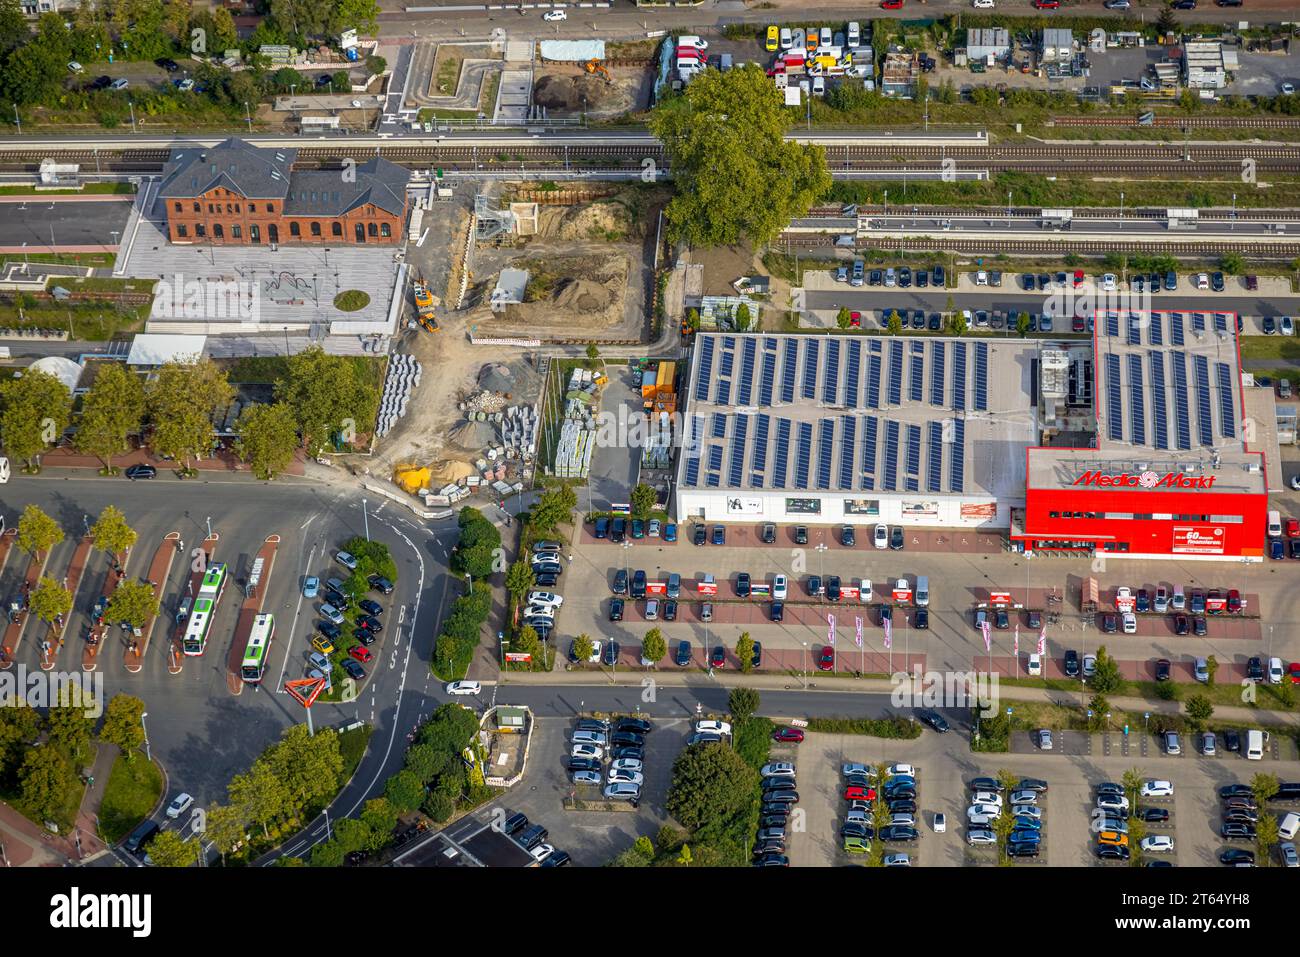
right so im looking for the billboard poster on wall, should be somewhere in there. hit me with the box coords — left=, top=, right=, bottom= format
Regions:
left=785, top=498, right=822, bottom=515
left=726, top=496, right=764, bottom=515
left=844, top=499, right=880, bottom=516
left=960, top=502, right=997, bottom=520
left=1172, top=525, right=1226, bottom=555
left=901, top=500, right=940, bottom=519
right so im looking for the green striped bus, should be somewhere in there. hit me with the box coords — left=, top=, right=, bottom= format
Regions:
left=240, top=613, right=275, bottom=684
left=182, top=562, right=228, bottom=657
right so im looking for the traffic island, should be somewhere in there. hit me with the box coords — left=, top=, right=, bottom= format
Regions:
left=166, top=534, right=219, bottom=675
left=124, top=532, right=181, bottom=674
left=224, top=536, right=279, bottom=694
left=1, top=546, right=51, bottom=671
left=81, top=549, right=129, bottom=673
left=39, top=536, right=91, bottom=672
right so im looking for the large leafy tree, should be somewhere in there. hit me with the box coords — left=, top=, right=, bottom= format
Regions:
left=98, top=693, right=146, bottom=758
left=76, top=362, right=146, bottom=472
left=650, top=65, right=831, bottom=248
left=332, top=0, right=380, bottom=34
left=91, top=505, right=138, bottom=556
left=235, top=401, right=300, bottom=480
left=263, top=724, right=343, bottom=812
left=106, top=579, right=158, bottom=628
left=0, top=0, right=26, bottom=56
left=28, top=577, right=72, bottom=630
left=665, top=741, right=757, bottom=831
left=228, top=760, right=291, bottom=839
left=17, top=504, right=63, bottom=557
left=0, top=369, right=72, bottom=471
left=18, top=745, right=77, bottom=827
left=269, top=0, right=332, bottom=39
left=145, top=359, right=234, bottom=472
left=276, top=346, right=376, bottom=457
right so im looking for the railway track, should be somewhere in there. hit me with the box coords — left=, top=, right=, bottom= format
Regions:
left=1052, top=115, right=1300, bottom=129
left=777, top=233, right=1300, bottom=259
left=806, top=204, right=1300, bottom=221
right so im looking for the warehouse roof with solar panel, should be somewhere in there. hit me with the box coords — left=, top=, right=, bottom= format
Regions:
left=674, top=332, right=1040, bottom=522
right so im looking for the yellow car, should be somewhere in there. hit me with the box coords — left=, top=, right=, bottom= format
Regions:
left=1097, top=831, right=1129, bottom=847
left=311, top=634, right=336, bottom=656
left=766, top=25, right=779, bottom=52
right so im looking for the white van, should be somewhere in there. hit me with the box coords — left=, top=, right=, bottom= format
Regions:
left=779, top=27, right=792, bottom=50
left=676, top=35, right=708, bottom=50
left=847, top=21, right=861, bottom=47
left=1280, top=812, right=1300, bottom=841
left=1268, top=509, right=1282, bottom=537
left=915, top=576, right=930, bottom=607
left=1246, top=729, right=1269, bottom=760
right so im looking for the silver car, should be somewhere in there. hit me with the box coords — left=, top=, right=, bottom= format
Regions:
left=1164, top=730, right=1182, bottom=755
left=572, top=770, right=601, bottom=785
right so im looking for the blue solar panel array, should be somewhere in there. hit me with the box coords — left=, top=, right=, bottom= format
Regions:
left=973, top=342, right=989, bottom=412
left=816, top=419, right=834, bottom=490
left=794, top=421, right=813, bottom=488
left=952, top=342, right=966, bottom=411
left=862, top=415, right=878, bottom=485
left=1193, top=354, right=1213, bottom=447
left=773, top=418, right=791, bottom=486
left=927, top=421, right=943, bottom=492
left=867, top=352, right=882, bottom=409
left=1216, top=363, right=1236, bottom=439
left=712, top=412, right=727, bottom=438
left=905, top=423, right=921, bottom=480
left=840, top=415, right=857, bottom=490
left=1191, top=312, right=1206, bottom=333
left=1105, top=354, right=1123, bottom=442
left=882, top=420, right=900, bottom=491
left=717, top=346, right=734, bottom=404
left=1149, top=312, right=1162, bottom=346
left=706, top=445, right=723, bottom=486
left=801, top=339, right=819, bottom=400
left=931, top=341, right=946, bottom=406
left=950, top=419, right=965, bottom=493
left=1214, top=312, right=1228, bottom=334
left=823, top=339, right=841, bottom=405
left=846, top=340, right=862, bottom=409
left=752, top=413, right=770, bottom=486
left=888, top=341, right=904, bottom=406
left=909, top=343, right=924, bottom=403
left=1127, top=354, right=1146, bottom=447
left=1149, top=352, right=1168, bottom=450
left=715, top=377, right=731, bottom=406
left=737, top=338, right=756, bottom=406
left=729, top=414, right=749, bottom=487
left=1127, top=313, right=1142, bottom=346
left=694, top=337, right=715, bottom=401
left=759, top=349, right=776, bottom=405
left=1105, top=312, right=1119, bottom=338
left=1170, top=313, right=1185, bottom=346
left=780, top=340, right=797, bottom=403
left=1170, top=352, right=1191, bottom=450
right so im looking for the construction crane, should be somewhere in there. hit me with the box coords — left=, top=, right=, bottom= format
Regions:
left=583, top=59, right=612, bottom=83
left=412, top=275, right=439, bottom=332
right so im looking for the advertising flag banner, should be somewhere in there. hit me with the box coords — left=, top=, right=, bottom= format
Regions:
left=1037, top=625, right=1047, bottom=656
left=883, top=616, right=892, bottom=650
left=827, top=613, right=836, bottom=645
left=854, top=616, right=863, bottom=648
left=981, top=619, right=991, bottom=652
left=1013, top=624, right=1019, bottom=657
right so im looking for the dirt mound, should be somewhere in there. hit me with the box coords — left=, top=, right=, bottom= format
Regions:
left=533, top=74, right=615, bottom=111
left=553, top=278, right=611, bottom=314
left=558, top=201, right=632, bottom=241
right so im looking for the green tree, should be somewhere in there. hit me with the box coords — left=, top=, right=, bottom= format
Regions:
left=0, top=706, right=41, bottom=791
left=630, top=482, right=658, bottom=519
left=836, top=306, right=852, bottom=329
left=331, top=0, right=380, bottom=33
left=571, top=633, right=595, bottom=663
left=75, top=362, right=145, bottom=473
left=1256, top=812, right=1280, bottom=861
left=685, top=307, right=701, bottom=332
left=28, top=577, right=72, bottom=630
left=98, top=693, right=146, bottom=759
left=0, top=369, right=72, bottom=471
left=234, top=401, right=300, bottom=480
left=733, top=303, right=751, bottom=331
left=1089, top=645, right=1123, bottom=694
left=450, top=507, right=501, bottom=579
left=384, top=769, right=424, bottom=812
left=650, top=65, right=830, bottom=248
left=1219, top=252, right=1245, bottom=275
left=1251, top=773, right=1279, bottom=806
left=104, top=579, right=155, bottom=629
left=641, top=627, right=666, bottom=665
left=1185, top=693, right=1214, bottom=726
left=513, top=624, right=542, bottom=663
left=145, top=829, right=202, bottom=867
left=1205, top=655, right=1219, bottom=686
left=264, top=725, right=343, bottom=812
left=665, top=741, right=758, bottom=831
left=228, top=760, right=290, bottom=839
left=18, top=745, right=77, bottom=827
left=204, top=803, right=248, bottom=864
left=887, top=309, right=903, bottom=335
left=530, top=484, right=577, bottom=533
left=17, top=503, right=63, bottom=557
left=734, top=632, right=756, bottom=675
left=728, top=686, right=760, bottom=722
left=585, top=342, right=599, bottom=366
left=145, top=359, right=234, bottom=473
left=423, top=791, right=455, bottom=822
left=949, top=310, right=968, bottom=335
left=1016, top=311, right=1033, bottom=337
left=90, top=505, right=137, bottom=558
left=277, top=346, right=375, bottom=456
left=0, top=0, right=27, bottom=56
left=505, top=559, right=535, bottom=607
left=360, top=797, right=399, bottom=850
left=46, top=703, right=94, bottom=764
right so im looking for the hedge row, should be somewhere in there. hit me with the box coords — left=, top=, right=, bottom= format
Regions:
left=805, top=715, right=923, bottom=738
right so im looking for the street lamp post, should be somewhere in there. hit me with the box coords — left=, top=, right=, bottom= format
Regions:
left=140, top=711, right=151, bottom=762
left=800, top=641, right=808, bottom=689
left=205, top=516, right=213, bottom=540
left=362, top=498, right=370, bottom=541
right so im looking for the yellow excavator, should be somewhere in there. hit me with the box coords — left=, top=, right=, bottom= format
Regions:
left=412, top=275, right=439, bottom=332
left=583, top=59, right=611, bottom=83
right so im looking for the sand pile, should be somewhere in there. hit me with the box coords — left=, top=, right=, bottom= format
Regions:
left=558, top=201, right=632, bottom=240
left=533, top=74, right=614, bottom=111
left=554, top=278, right=611, bottom=314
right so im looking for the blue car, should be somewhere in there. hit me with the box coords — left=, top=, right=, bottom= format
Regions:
left=303, top=576, right=320, bottom=599
left=1010, top=829, right=1041, bottom=844
left=1270, top=538, right=1284, bottom=560
left=711, top=525, right=725, bottom=545
left=675, top=641, right=692, bottom=667
left=1013, top=815, right=1042, bottom=830
left=631, top=519, right=645, bottom=539
left=663, top=522, right=677, bottom=542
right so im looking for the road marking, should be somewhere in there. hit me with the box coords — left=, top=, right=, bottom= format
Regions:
left=274, top=540, right=318, bottom=692
left=300, top=515, right=317, bottom=531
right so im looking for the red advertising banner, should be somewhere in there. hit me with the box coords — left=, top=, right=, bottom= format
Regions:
left=840, top=585, right=861, bottom=601
left=697, top=580, right=718, bottom=595
left=645, top=581, right=667, bottom=596
left=504, top=652, right=533, bottom=662
left=1205, top=594, right=1227, bottom=612
left=1172, top=524, right=1226, bottom=555
left=989, top=591, right=1012, bottom=606
left=892, top=585, right=912, bottom=603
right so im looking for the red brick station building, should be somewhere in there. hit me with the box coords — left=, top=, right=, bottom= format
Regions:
left=158, top=137, right=410, bottom=246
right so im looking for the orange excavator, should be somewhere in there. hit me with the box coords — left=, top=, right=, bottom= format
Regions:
left=412, top=275, right=438, bottom=332
left=583, top=59, right=612, bottom=83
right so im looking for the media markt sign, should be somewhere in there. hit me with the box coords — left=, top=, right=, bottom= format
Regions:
left=1072, top=469, right=1216, bottom=490
left=1172, top=525, right=1226, bottom=555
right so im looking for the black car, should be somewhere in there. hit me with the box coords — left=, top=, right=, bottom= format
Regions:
left=882, top=785, right=916, bottom=802
left=1247, top=656, right=1265, bottom=682
left=1008, top=841, right=1041, bottom=858
left=317, top=620, right=341, bottom=640
left=750, top=641, right=763, bottom=668
left=341, top=658, right=366, bottom=680
left=808, top=575, right=822, bottom=598
left=367, top=574, right=394, bottom=595
left=605, top=518, right=623, bottom=542
left=1264, top=316, right=1278, bottom=335
left=763, top=791, right=799, bottom=806
left=1096, top=844, right=1129, bottom=861
left=1136, top=589, right=1150, bottom=612
left=878, top=825, right=919, bottom=843
left=534, top=572, right=559, bottom=588
left=762, top=778, right=797, bottom=793
left=663, top=599, right=678, bottom=621
left=760, top=803, right=793, bottom=817
left=611, top=731, right=644, bottom=748
left=911, top=310, right=925, bottom=329
left=844, top=773, right=874, bottom=789
left=1193, top=617, right=1207, bottom=637
left=324, top=586, right=349, bottom=609
left=898, top=268, right=912, bottom=288
left=541, top=850, right=571, bottom=867
left=760, top=815, right=790, bottom=829
left=1037, top=273, right=1051, bottom=290
left=155, top=57, right=180, bottom=72
left=594, top=517, right=609, bottom=539
left=1223, top=810, right=1258, bottom=825
left=826, top=576, right=841, bottom=601
left=932, top=265, right=944, bottom=286
left=567, top=756, right=601, bottom=772
left=603, top=641, right=621, bottom=666
left=889, top=526, right=904, bottom=550
left=1171, top=0, right=1195, bottom=7
left=518, top=824, right=548, bottom=850
left=916, top=269, right=928, bottom=288
left=736, top=572, right=751, bottom=598
left=1017, top=777, right=1049, bottom=793
left=693, top=523, right=707, bottom=546
left=1021, top=273, right=1036, bottom=291
left=356, top=614, right=382, bottom=633
left=761, top=523, right=776, bottom=544
left=125, top=464, right=157, bottom=480
left=887, top=799, right=917, bottom=815
left=1220, top=822, right=1256, bottom=840
left=840, top=821, right=872, bottom=839
left=631, top=570, right=647, bottom=599
left=89, top=75, right=113, bottom=90
left=1290, top=537, right=1300, bottom=560
left=794, top=525, right=808, bottom=545
left=675, top=640, right=691, bottom=666
left=1219, top=848, right=1255, bottom=866
left=711, top=525, right=725, bottom=545
left=1154, top=658, right=1171, bottom=682
left=1164, top=270, right=1178, bottom=291
left=1096, top=782, right=1124, bottom=796
left=994, top=608, right=1009, bottom=630
left=1173, top=614, right=1189, bottom=635
left=770, top=601, right=784, bottom=622
left=315, top=73, right=333, bottom=88
left=612, top=569, right=628, bottom=594
left=917, top=709, right=949, bottom=733
left=1211, top=271, right=1225, bottom=292
left=617, top=717, right=652, bottom=735
left=969, top=777, right=1003, bottom=793
left=1101, top=613, right=1118, bottom=634
left=352, top=627, right=375, bottom=645
left=1137, top=807, right=1170, bottom=823
left=613, top=746, right=644, bottom=761
left=868, top=269, right=883, bottom=286
left=358, top=599, right=383, bottom=617
left=1223, top=729, right=1240, bottom=752
left=879, top=603, right=892, bottom=625
left=928, top=313, right=942, bottom=331
left=502, top=812, right=528, bottom=835
left=1223, top=797, right=1259, bottom=811
left=1064, top=649, right=1080, bottom=677
left=841, top=525, right=856, bottom=547
left=914, top=608, right=929, bottom=630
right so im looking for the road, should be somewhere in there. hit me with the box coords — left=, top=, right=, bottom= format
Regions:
left=0, top=200, right=131, bottom=249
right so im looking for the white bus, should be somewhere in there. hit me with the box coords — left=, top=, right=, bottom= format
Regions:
left=240, top=613, right=275, bottom=684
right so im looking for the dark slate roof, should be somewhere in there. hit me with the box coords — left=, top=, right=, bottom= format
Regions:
left=159, top=137, right=295, bottom=200
left=282, top=158, right=411, bottom=218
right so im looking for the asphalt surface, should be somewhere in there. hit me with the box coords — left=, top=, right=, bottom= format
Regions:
left=0, top=200, right=131, bottom=248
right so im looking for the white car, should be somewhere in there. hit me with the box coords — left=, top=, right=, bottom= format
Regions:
left=1115, top=585, right=1132, bottom=604
left=445, top=680, right=481, bottom=696
left=571, top=743, right=603, bottom=760
left=873, top=524, right=888, bottom=549
left=696, top=719, right=732, bottom=736
left=1122, top=612, right=1137, bottom=634
left=968, top=803, right=1001, bottom=820
left=607, top=769, right=644, bottom=786
left=971, top=791, right=1003, bottom=807
left=887, top=763, right=916, bottom=778
left=572, top=770, right=601, bottom=786
left=543, top=9, right=566, bottom=21
left=677, top=34, right=708, bottom=50
left=165, top=793, right=194, bottom=819
left=335, top=550, right=358, bottom=570
left=933, top=812, right=946, bottom=833
left=772, top=574, right=787, bottom=600
left=845, top=808, right=870, bottom=824
left=587, top=640, right=603, bottom=664
left=1141, top=780, right=1174, bottom=798
left=611, top=758, right=643, bottom=773
left=1101, top=273, right=1117, bottom=291
left=1097, top=793, right=1130, bottom=811
left=1283, top=316, right=1296, bottom=336
left=523, top=604, right=556, bottom=620
left=975, top=270, right=988, bottom=286
left=68, top=61, right=84, bottom=73
left=1009, top=790, right=1039, bottom=806
left=761, top=762, right=796, bottom=777
left=1082, top=654, right=1097, bottom=678
left=1269, top=656, right=1285, bottom=684
left=1027, top=654, right=1042, bottom=677
left=967, top=828, right=997, bottom=844
left=842, top=762, right=876, bottom=778
left=972, top=0, right=995, bottom=6
left=883, top=853, right=911, bottom=867
left=1036, top=728, right=1053, bottom=751
left=530, top=842, right=555, bottom=862
left=859, top=579, right=873, bottom=603
left=889, top=813, right=915, bottom=827
left=1283, top=82, right=1296, bottom=96
left=1196, top=273, right=1210, bottom=290
left=527, top=591, right=563, bottom=608
left=1140, top=835, right=1175, bottom=853
left=1012, top=804, right=1042, bottom=820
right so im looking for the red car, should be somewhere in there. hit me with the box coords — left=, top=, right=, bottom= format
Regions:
left=845, top=785, right=876, bottom=801
left=1072, top=317, right=1086, bottom=333
left=350, top=645, right=373, bottom=663
left=818, top=645, right=835, bottom=671
left=1033, top=0, right=1060, bottom=6
left=773, top=727, right=805, bottom=743
left=1227, top=589, right=1242, bottom=613
left=710, top=646, right=726, bottom=668
left=1289, top=662, right=1300, bottom=684
left=850, top=311, right=861, bottom=328
left=1286, top=518, right=1299, bottom=538
left=881, top=0, right=904, bottom=8
left=1073, top=270, right=1084, bottom=287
